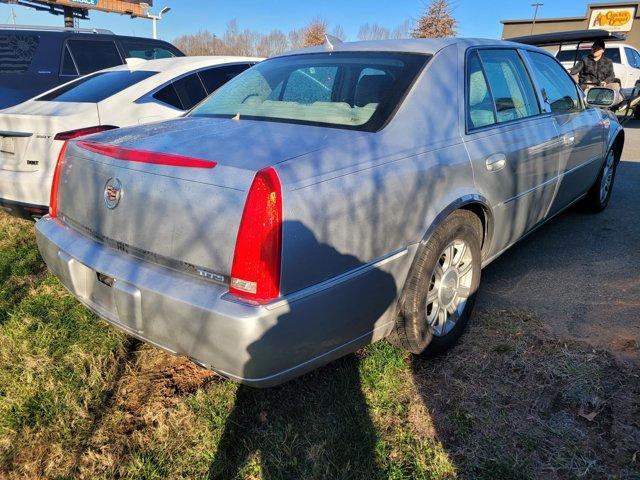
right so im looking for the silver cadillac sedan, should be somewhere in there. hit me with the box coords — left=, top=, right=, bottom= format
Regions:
left=36, top=38, right=624, bottom=387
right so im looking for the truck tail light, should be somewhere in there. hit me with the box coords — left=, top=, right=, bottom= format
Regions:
left=49, top=141, right=69, bottom=218
left=54, top=125, right=118, bottom=141
left=229, top=167, right=283, bottom=303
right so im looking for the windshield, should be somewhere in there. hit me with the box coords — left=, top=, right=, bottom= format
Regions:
left=190, top=52, right=429, bottom=131
left=36, top=70, right=157, bottom=103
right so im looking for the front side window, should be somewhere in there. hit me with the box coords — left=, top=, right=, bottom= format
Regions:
left=477, top=49, right=541, bottom=123
left=528, top=52, right=581, bottom=114
left=122, top=41, right=177, bottom=60
left=190, top=52, right=429, bottom=131
left=67, top=40, right=122, bottom=75
left=36, top=70, right=157, bottom=103
left=0, top=34, right=40, bottom=74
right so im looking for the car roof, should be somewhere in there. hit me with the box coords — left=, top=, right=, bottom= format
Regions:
left=106, top=56, right=264, bottom=75
left=274, top=38, right=540, bottom=57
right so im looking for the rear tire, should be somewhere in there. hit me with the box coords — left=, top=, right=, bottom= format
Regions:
left=583, top=147, right=618, bottom=212
left=391, top=210, right=482, bottom=356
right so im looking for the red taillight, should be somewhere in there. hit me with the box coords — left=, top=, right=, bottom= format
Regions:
left=76, top=141, right=217, bottom=169
left=49, top=141, right=68, bottom=218
left=229, top=167, right=283, bottom=303
left=54, top=125, right=118, bottom=141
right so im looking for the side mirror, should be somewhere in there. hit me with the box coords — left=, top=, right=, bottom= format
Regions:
left=585, top=87, right=623, bottom=108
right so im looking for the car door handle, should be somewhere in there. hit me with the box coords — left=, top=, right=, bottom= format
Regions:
left=562, top=134, right=575, bottom=146
left=485, top=153, right=507, bottom=172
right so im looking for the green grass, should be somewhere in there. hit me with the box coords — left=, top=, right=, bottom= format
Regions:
left=0, top=212, right=638, bottom=480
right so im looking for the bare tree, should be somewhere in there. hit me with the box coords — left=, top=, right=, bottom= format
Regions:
left=412, top=0, right=457, bottom=38
left=392, top=19, right=414, bottom=39
left=303, top=18, right=327, bottom=47
left=256, top=29, right=289, bottom=57
left=174, top=30, right=227, bottom=56
left=357, top=23, right=391, bottom=41
left=331, top=24, right=347, bottom=41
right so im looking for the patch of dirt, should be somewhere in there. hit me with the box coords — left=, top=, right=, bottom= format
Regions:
left=73, top=347, right=218, bottom=479
left=410, top=309, right=640, bottom=480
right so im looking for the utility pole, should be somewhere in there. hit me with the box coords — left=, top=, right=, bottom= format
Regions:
left=531, top=3, right=543, bottom=35
left=63, top=6, right=74, bottom=28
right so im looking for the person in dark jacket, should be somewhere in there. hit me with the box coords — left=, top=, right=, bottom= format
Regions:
left=569, top=39, right=617, bottom=91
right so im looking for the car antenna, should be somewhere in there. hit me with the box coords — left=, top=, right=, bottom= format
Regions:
left=324, top=34, right=343, bottom=51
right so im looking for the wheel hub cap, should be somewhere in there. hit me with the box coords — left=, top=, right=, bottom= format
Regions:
left=426, top=239, right=475, bottom=337
left=439, top=270, right=459, bottom=305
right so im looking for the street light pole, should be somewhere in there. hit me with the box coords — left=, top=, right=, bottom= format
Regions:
left=531, top=3, right=543, bottom=35
left=144, top=6, right=171, bottom=40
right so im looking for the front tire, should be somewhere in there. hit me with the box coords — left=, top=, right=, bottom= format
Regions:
left=584, top=147, right=618, bottom=212
left=391, top=210, right=482, bottom=356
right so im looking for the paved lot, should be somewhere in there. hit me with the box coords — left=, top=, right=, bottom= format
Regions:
left=478, top=120, right=640, bottom=362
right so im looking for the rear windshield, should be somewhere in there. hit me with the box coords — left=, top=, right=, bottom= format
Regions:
left=190, top=52, right=429, bottom=131
left=36, top=70, right=157, bottom=103
left=0, top=33, right=40, bottom=74
left=556, top=47, right=621, bottom=64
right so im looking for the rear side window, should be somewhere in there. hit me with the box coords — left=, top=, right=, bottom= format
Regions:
left=0, top=34, right=40, bottom=74
left=528, top=52, right=580, bottom=114
left=172, top=73, right=207, bottom=110
left=153, top=83, right=183, bottom=109
left=477, top=49, right=540, bottom=123
left=67, top=40, right=122, bottom=75
left=60, top=46, right=78, bottom=76
left=199, top=64, right=253, bottom=94
left=122, top=41, right=177, bottom=60
left=467, top=51, right=496, bottom=129
left=37, top=70, right=157, bottom=103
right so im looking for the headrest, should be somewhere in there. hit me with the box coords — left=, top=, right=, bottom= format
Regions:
left=354, top=74, right=394, bottom=107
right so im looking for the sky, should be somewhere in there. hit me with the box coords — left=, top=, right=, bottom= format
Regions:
left=0, top=1, right=605, bottom=42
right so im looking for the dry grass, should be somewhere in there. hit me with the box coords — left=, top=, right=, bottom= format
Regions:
left=0, top=211, right=638, bottom=479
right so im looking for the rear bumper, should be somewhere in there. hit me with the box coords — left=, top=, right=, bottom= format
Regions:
left=0, top=167, right=51, bottom=216
left=36, top=217, right=413, bottom=387
left=0, top=197, right=48, bottom=220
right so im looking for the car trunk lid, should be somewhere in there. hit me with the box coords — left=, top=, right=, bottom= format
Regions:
left=55, top=117, right=361, bottom=279
left=0, top=101, right=99, bottom=172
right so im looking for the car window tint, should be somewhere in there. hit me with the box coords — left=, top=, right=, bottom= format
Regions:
left=528, top=52, right=580, bottom=114
left=37, top=70, right=157, bottom=102
left=280, top=66, right=338, bottom=103
left=0, top=33, right=40, bottom=74
left=153, top=83, right=183, bottom=109
left=199, top=64, right=253, bottom=94
left=60, top=46, right=77, bottom=76
left=478, top=49, right=540, bottom=123
left=605, top=47, right=621, bottom=64
left=172, top=73, right=207, bottom=110
left=190, top=52, right=429, bottom=132
left=633, top=50, right=640, bottom=70
left=122, top=41, right=177, bottom=60
left=467, top=51, right=496, bottom=129
left=556, top=48, right=621, bottom=64
left=67, top=40, right=122, bottom=75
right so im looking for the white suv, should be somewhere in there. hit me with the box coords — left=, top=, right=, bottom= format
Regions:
left=555, top=43, right=640, bottom=89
